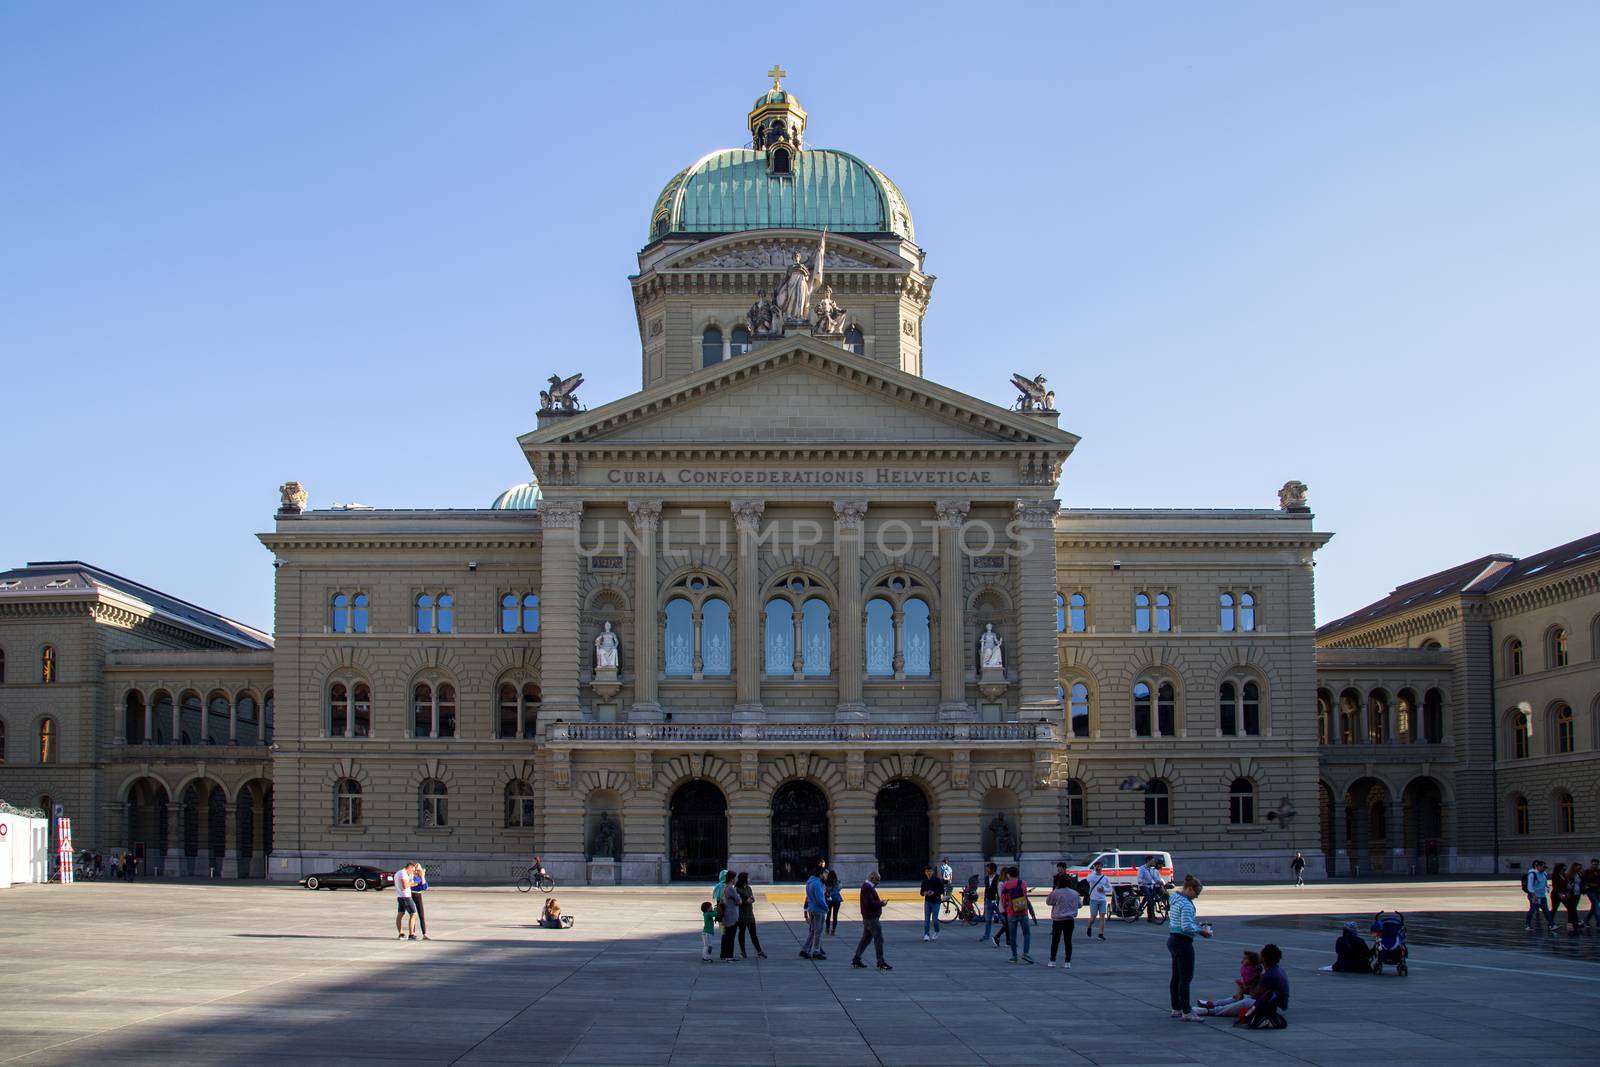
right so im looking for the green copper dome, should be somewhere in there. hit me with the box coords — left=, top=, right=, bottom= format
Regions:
left=490, top=480, right=540, bottom=510
left=649, top=148, right=914, bottom=244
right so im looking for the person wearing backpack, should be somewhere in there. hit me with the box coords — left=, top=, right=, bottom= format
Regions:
left=999, top=865, right=1035, bottom=964
left=1524, top=861, right=1555, bottom=933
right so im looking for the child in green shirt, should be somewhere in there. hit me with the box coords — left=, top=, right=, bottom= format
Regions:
left=700, top=901, right=715, bottom=961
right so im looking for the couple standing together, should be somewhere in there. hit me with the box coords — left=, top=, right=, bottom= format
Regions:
left=393, top=861, right=430, bottom=940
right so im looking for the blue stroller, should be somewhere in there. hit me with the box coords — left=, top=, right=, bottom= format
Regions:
left=1369, top=912, right=1408, bottom=976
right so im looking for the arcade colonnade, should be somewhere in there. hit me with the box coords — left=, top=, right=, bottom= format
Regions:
left=121, top=774, right=274, bottom=878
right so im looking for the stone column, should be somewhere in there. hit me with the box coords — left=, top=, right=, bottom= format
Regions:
left=143, top=698, right=154, bottom=745
left=171, top=701, right=181, bottom=745
left=627, top=500, right=662, bottom=721
left=228, top=696, right=238, bottom=745
left=223, top=798, right=239, bottom=878
left=731, top=499, right=766, bottom=722
left=1011, top=499, right=1063, bottom=724
left=538, top=499, right=585, bottom=731
left=833, top=500, right=868, bottom=720
left=935, top=499, right=971, bottom=720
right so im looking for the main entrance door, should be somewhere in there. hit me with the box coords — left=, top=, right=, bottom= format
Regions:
left=771, top=780, right=829, bottom=882
left=669, top=780, right=727, bottom=882
left=874, top=779, right=930, bottom=882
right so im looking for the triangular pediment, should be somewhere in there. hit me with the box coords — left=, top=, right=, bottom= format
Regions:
left=520, top=336, right=1079, bottom=453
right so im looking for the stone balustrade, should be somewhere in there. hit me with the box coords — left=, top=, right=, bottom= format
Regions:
left=547, top=720, right=1058, bottom=746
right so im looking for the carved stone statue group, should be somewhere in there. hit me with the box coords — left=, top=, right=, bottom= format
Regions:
left=746, top=232, right=848, bottom=339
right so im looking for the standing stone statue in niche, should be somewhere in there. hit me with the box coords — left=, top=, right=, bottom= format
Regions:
left=988, top=812, right=1017, bottom=856
left=591, top=813, right=620, bottom=860
left=594, top=621, right=620, bottom=670
left=979, top=623, right=1004, bottom=670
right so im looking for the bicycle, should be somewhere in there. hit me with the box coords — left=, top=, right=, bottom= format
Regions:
left=515, top=865, right=555, bottom=894
left=1113, top=884, right=1168, bottom=923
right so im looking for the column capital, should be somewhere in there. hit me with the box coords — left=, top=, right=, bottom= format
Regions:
left=541, top=498, right=584, bottom=529
left=832, top=499, right=869, bottom=531
left=730, top=499, right=766, bottom=534
left=933, top=499, right=971, bottom=527
left=627, top=498, right=663, bottom=531
left=1012, top=497, right=1060, bottom=529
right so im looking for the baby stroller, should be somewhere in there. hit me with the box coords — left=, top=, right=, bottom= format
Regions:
left=1369, top=912, right=1407, bottom=976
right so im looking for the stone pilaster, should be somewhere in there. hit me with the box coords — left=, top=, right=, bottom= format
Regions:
left=1012, top=498, right=1062, bottom=723
left=538, top=499, right=584, bottom=729
left=833, top=500, right=868, bottom=720
left=935, top=499, right=971, bottom=719
left=731, top=499, right=766, bottom=722
left=628, top=500, right=663, bottom=721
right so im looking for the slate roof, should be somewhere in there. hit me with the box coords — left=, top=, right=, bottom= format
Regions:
left=0, top=561, right=271, bottom=650
left=1318, top=529, right=1600, bottom=639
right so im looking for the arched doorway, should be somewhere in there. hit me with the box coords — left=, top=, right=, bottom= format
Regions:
left=874, top=779, right=930, bottom=881
left=771, top=780, right=829, bottom=882
left=125, top=777, right=170, bottom=876
left=1342, top=777, right=1391, bottom=875
left=669, top=780, right=727, bottom=882
left=1403, top=777, right=1445, bottom=874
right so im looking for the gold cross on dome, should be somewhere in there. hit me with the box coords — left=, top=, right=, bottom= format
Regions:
left=767, top=65, right=787, bottom=90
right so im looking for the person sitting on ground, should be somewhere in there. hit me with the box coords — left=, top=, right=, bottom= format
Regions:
left=539, top=897, right=565, bottom=929
left=1330, top=921, right=1373, bottom=972
left=1197, top=950, right=1263, bottom=1016
left=1240, top=943, right=1289, bottom=1028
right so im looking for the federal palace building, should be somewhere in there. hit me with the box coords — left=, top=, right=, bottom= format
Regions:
left=3, top=79, right=1596, bottom=884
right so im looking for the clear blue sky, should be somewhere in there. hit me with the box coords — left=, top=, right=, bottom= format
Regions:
left=3, top=2, right=1597, bottom=633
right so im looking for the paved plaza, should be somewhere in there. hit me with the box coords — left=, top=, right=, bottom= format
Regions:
left=0, top=879, right=1596, bottom=1066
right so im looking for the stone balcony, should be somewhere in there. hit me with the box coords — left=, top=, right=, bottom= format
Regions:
left=545, top=721, right=1060, bottom=748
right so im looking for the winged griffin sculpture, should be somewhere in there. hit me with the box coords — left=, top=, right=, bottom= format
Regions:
left=539, top=373, right=585, bottom=414
left=1010, top=373, right=1056, bottom=413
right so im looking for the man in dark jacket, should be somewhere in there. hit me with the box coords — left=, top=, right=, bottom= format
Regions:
left=851, top=871, right=892, bottom=970
left=980, top=862, right=1007, bottom=945
left=920, top=865, right=945, bottom=941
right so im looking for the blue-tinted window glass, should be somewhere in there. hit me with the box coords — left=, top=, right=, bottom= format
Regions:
left=436, top=594, right=453, bottom=634
left=702, top=598, right=731, bottom=677
left=1154, top=593, right=1171, bottom=633
left=865, top=598, right=894, bottom=676
left=764, top=598, right=794, bottom=675
left=1070, top=682, right=1090, bottom=738
left=416, top=594, right=433, bottom=634
left=664, top=598, right=693, bottom=677
left=903, top=598, right=931, bottom=676
left=523, top=594, right=540, bottom=633
left=501, top=594, right=518, bottom=634
left=332, top=594, right=349, bottom=633
left=1134, top=593, right=1150, bottom=633
left=1239, top=593, right=1255, bottom=632
left=1219, top=592, right=1234, bottom=632
left=1056, top=593, right=1065, bottom=633
left=701, top=328, right=722, bottom=368
left=1069, top=593, right=1087, bottom=633
left=802, top=598, right=830, bottom=677
left=352, top=594, right=370, bottom=633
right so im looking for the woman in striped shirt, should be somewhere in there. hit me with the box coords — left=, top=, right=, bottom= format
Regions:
left=1167, top=874, right=1211, bottom=1021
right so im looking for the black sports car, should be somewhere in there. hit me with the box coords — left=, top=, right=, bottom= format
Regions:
left=298, top=864, right=395, bottom=891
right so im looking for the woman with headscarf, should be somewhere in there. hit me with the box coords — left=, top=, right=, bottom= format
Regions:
left=1331, top=921, right=1373, bottom=972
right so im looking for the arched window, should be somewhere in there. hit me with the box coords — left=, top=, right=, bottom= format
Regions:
left=41, top=645, right=55, bottom=683
left=235, top=692, right=259, bottom=746
left=1549, top=627, right=1570, bottom=669
left=1135, top=592, right=1172, bottom=633
left=263, top=690, right=274, bottom=744
left=332, top=593, right=349, bottom=632
left=352, top=593, right=369, bottom=633
left=1068, top=593, right=1087, bottom=633
left=1241, top=681, right=1261, bottom=735
left=1219, top=592, right=1235, bottom=632
left=1513, top=794, right=1530, bottom=835
left=415, top=593, right=433, bottom=633
left=412, top=682, right=457, bottom=738
left=335, top=779, right=362, bottom=826
left=802, top=598, right=830, bottom=677
left=664, top=597, right=693, bottom=676
left=843, top=326, right=863, bottom=354
left=331, top=593, right=370, bottom=633
left=1134, top=681, right=1175, bottom=737
left=864, top=574, right=932, bottom=678
left=865, top=598, right=894, bottom=676
left=1506, top=637, right=1524, bottom=677
left=1144, top=779, right=1170, bottom=826
left=523, top=594, right=540, bottom=633
left=1558, top=792, right=1575, bottom=834
left=1065, top=779, right=1085, bottom=826
left=1229, top=778, right=1256, bottom=824
left=1419, top=639, right=1441, bottom=650
left=1219, top=682, right=1238, bottom=736
left=1396, top=689, right=1416, bottom=743
left=701, top=599, right=731, bottom=677
left=493, top=682, right=541, bottom=739
left=765, top=598, right=795, bottom=674
left=1238, top=592, right=1255, bottom=632
left=206, top=693, right=229, bottom=743
left=437, top=593, right=453, bottom=633
left=1338, top=689, right=1359, bottom=744
left=1510, top=709, right=1531, bottom=759
left=39, top=717, right=55, bottom=763
left=179, top=690, right=202, bottom=743
left=1422, top=688, right=1444, bottom=743
left=124, top=690, right=146, bottom=745
left=1055, top=593, right=1065, bottom=633
left=328, top=681, right=371, bottom=738
left=701, top=327, right=723, bottom=367
left=1316, top=689, right=1332, bottom=745
left=1367, top=689, right=1389, bottom=744
left=1556, top=704, right=1575, bottom=754
left=419, top=779, right=448, bottom=828
left=1068, top=682, right=1090, bottom=738
left=730, top=326, right=750, bottom=356
left=505, top=780, right=536, bottom=827
left=501, top=594, right=517, bottom=633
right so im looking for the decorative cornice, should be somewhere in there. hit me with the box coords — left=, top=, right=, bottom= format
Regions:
left=1319, top=602, right=1462, bottom=650
left=1487, top=567, right=1600, bottom=619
